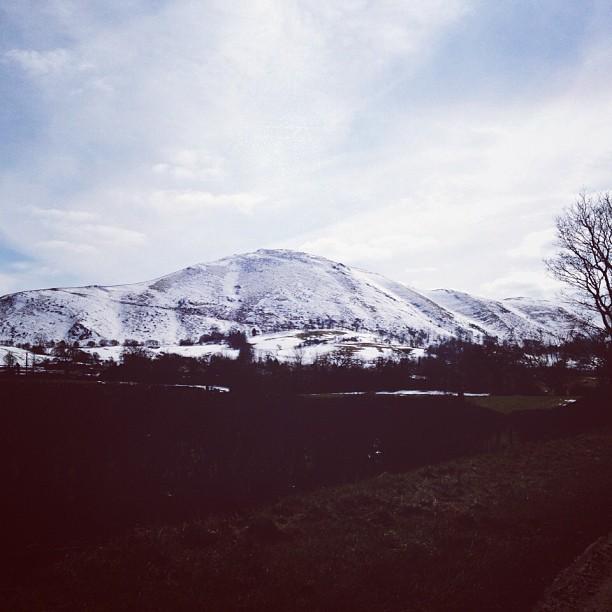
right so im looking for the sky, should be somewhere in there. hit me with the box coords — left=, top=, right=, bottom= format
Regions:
left=1, top=0, right=612, bottom=299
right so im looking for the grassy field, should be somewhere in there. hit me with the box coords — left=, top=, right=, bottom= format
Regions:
left=9, top=428, right=612, bottom=612
left=4, top=381, right=610, bottom=611
left=468, top=395, right=577, bottom=414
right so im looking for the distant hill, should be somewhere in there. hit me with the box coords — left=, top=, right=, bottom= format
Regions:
left=0, top=249, right=581, bottom=348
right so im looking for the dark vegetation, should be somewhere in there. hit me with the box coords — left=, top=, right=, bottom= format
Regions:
left=106, top=335, right=596, bottom=395
left=1, top=329, right=610, bottom=611
left=1, top=377, right=610, bottom=607
left=2, top=381, right=503, bottom=566
left=3, top=332, right=601, bottom=396
left=2, top=381, right=611, bottom=611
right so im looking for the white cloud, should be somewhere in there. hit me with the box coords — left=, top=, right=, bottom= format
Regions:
left=23, top=207, right=144, bottom=246
left=152, top=149, right=226, bottom=181
left=481, top=270, right=563, bottom=300
left=29, top=207, right=98, bottom=222
left=0, top=262, right=68, bottom=295
left=0, top=272, right=19, bottom=296
left=4, top=48, right=71, bottom=77
left=150, top=190, right=267, bottom=215
left=508, top=228, right=557, bottom=260
left=297, top=238, right=395, bottom=265
left=79, top=224, right=146, bottom=245
left=37, top=240, right=97, bottom=254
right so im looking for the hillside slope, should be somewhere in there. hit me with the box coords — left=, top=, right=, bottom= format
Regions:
left=0, top=249, right=580, bottom=346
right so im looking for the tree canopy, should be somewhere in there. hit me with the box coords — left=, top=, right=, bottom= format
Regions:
left=546, top=192, right=612, bottom=339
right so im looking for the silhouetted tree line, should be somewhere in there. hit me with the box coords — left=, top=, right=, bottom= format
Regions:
left=3, top=328, right=603, bottom=393
left=96, top=334, right=601, bottom=395
left=420, top=335, right=603, bottom=395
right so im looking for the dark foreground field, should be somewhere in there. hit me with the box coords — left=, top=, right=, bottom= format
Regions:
left=2, top=379, right=611, bottom=610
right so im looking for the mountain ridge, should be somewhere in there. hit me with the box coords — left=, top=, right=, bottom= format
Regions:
left=0, top=249, right=581, bottom=348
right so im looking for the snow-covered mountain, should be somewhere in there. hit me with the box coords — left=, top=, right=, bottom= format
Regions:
left=0, top=249, right=580, bottom=347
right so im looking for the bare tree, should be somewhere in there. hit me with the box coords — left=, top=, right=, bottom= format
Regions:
left=546, top=193, right=612, bottom=336
left=292, top=345, right=305, bottom=366
left=546, top=193, right=612, bottom=380
left=2, top=350, right=17, bottom=369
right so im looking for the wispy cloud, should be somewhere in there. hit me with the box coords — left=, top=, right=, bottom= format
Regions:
left=37, top=240, right=97, bottom=254
left=29, top=207, right=98, bottom=222
left=152, top=149, right=226, bottom=182
left=4, top=48, right=72, bottom=76
left=508, top=229, right=557, bottom=260
left=150, top=190, right=266, bottom=215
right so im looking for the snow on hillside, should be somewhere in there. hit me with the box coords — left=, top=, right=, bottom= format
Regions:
left=73, top=330, right=417, bottom=366
left=249, top=329, right=416, bottom=364
left=502, top=297, right=584, bottom=337
left=0, top=249, right=583, bottom=355
left=0, top=346, right=51, bottom=367
left=425, top=289, right=579, bottom=343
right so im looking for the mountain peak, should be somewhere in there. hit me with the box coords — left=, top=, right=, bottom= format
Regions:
left=216, top=248, right=334, bottom=264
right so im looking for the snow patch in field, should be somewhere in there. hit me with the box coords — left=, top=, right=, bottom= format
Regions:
left=376, top=390, right=490, bottom=397
left=161, top=344, right=239, bottom=359
left=313, top=389, right=490, bottom=397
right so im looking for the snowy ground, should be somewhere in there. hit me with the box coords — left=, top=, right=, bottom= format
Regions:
left=83, top=343, right=239, bottom=362
left=73, top=329, right=423, bottom=365
left=309, top=390, right=491, bottom=397
left=249, top=329, right=420, bottom=364
left=0, top=329, right=424, bottom=368
left=0, top=346, right=52, bottom=367
left=97, top=381, right=230, bottom=392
